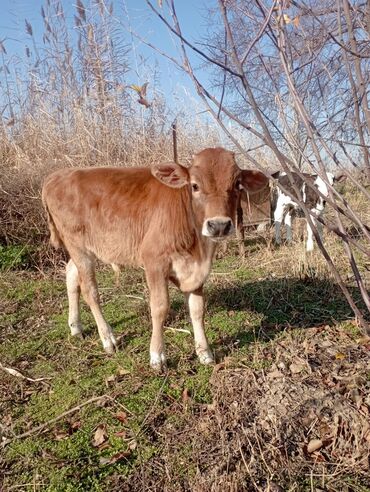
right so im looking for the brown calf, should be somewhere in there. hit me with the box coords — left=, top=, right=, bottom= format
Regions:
left=42, top=148, right=268, bottom=370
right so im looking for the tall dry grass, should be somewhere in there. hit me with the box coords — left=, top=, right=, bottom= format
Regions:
left=0, top=0, right=227, bottom=253
left=1, top=0, right=368, bottom=279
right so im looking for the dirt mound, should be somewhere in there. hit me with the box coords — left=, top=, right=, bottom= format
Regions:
left=120, top=326, right=370, bottom=491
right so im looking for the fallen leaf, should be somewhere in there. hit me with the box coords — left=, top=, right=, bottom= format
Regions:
left=307, top=438, right=323, bottom=453
left=268, top=369, right=284, bottom=379
left=92, top=424, right=108, bottom=448
left=99, top=450, right=131, bottom=465
left=128, top=439, right=137, bottom=450
left=182, top=388, right=190, bottom=403
left=289, top=362, right=304, bottom=374
left=105, top=374, right=116, bottom=387
left=356, top=336, right=370, bottom=345
left=54, top=429, right=69, bottom=441
left=335, top=352, right=346, bottom=360
left=70, top=420, right=82, bottom=433
left=2, top=414, right=12, bottom=426
left=115, top=411, right=127, bottom=423
left=118, top=368, right=131, bottom=376
left=266, top=482, right=284, bottom=492
left=321, top=340, right=333, bottom=348
left=115, top=430, right=126, bottom=438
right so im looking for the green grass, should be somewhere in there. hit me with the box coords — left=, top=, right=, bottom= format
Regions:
left=0, top=252, right=367, bottom=491
left=0, top=244, right=34, bottom=271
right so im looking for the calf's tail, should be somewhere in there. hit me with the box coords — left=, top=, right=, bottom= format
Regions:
left=41, top=190, right=64, bottom=250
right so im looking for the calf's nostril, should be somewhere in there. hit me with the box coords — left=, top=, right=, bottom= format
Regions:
left=224, top=220, right=232, bottom=235
left=206, top=219, right=233, bottom=236
left=207, top=220, right=217, bottom=233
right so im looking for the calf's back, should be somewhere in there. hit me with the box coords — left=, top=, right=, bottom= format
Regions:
left=42, top=166, right=194, bottom=266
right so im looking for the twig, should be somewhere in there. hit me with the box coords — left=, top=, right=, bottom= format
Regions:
left=165, top=326, right=191, bottom=334
left=124, top=294, right=144, bottom=301
left=138, top=375, right=168, bottom=434
left=238, top=437, right=262, bottom=491
left=145, top=0, right=242, bottom=78
left=0, top=362, right=52, bottom=383
left=1, top=395, right=106, bottom=447
left=104, top=395, right=134, bottom=416
left=240, top=0, right=277, bottom=65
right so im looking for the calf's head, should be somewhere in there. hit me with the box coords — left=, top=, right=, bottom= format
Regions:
left=151, top=147, right=268, bottom=240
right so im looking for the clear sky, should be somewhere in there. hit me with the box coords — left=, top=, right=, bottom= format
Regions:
left=0, top=0, right=216, bottom=106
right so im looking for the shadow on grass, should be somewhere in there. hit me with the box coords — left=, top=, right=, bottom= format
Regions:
left=206, top=276, right=364, bottom=350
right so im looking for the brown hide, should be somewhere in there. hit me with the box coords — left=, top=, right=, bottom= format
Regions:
left=239, top=182, right=271, bottom=227
left=42, top=147, right=268, bottom=368
left=42, top=166, right=195, bottom=266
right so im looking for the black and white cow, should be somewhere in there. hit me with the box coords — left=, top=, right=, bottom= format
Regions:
left=272, top=171, right=346, bottom=251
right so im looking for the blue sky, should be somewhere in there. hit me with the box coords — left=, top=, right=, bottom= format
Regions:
left=0, top=0, right=216, bottom=106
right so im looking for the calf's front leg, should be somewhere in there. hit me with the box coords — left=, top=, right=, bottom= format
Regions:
left=306, top=211, right=323, bottom=252
left=145, top=268, right=169, bottom=372
left=186, top=287, right=214, bottom=365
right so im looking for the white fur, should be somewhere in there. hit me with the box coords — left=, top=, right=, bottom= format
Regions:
left=150, top=351, right=167, bottom=371
left=66, top=260, right=83, bottom=336
left=187, top=291, right=214, bottom=365
left=197, top=349, right=214, bottom=365
left=274, top=172, right=333, bottom=251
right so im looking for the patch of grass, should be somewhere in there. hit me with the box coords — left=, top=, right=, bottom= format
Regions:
left=0, top=244, right=34, bottom=270
left=1, top=251, right=369, bottom=491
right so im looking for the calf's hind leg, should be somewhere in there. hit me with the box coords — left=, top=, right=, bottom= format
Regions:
left=68, top=251, right=117, bottom=354
left=66, top=259, right=83, bottom=337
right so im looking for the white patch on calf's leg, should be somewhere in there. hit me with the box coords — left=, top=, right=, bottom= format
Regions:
left=187, top=289, right=214, bottom=365
left=102, top=332, right=118, bottom=354
left=66, top=259, right=83, bottom=337
left=145, top=268, right=169, bottom=371
left=150, top=351, right=167, bottom=371
left=306, top=208, right=324, bottom=252
left=306, top=222, right=314, bottom=251
left=197, top=348, right=214, bottom=365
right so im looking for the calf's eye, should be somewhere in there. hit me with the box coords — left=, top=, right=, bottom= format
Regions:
left=192, top=183, right=199, bottom=192
left=235, top=180, right=242, bottom=191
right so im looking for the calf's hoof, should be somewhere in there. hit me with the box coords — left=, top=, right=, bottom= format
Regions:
left=150, top=352, right=167, bottom=372
left=197, top=349, right=214, bottom=365
left=69, top=323, right=84, bottom=338
left=103, top=334, right=118, bottom=355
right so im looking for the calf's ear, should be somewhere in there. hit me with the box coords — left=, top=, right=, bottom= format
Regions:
left=239, top=170, right=269, bottom=193
left=335, top=172, right=347, bottom=183
left=151, top=162, right=189, bottom=188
